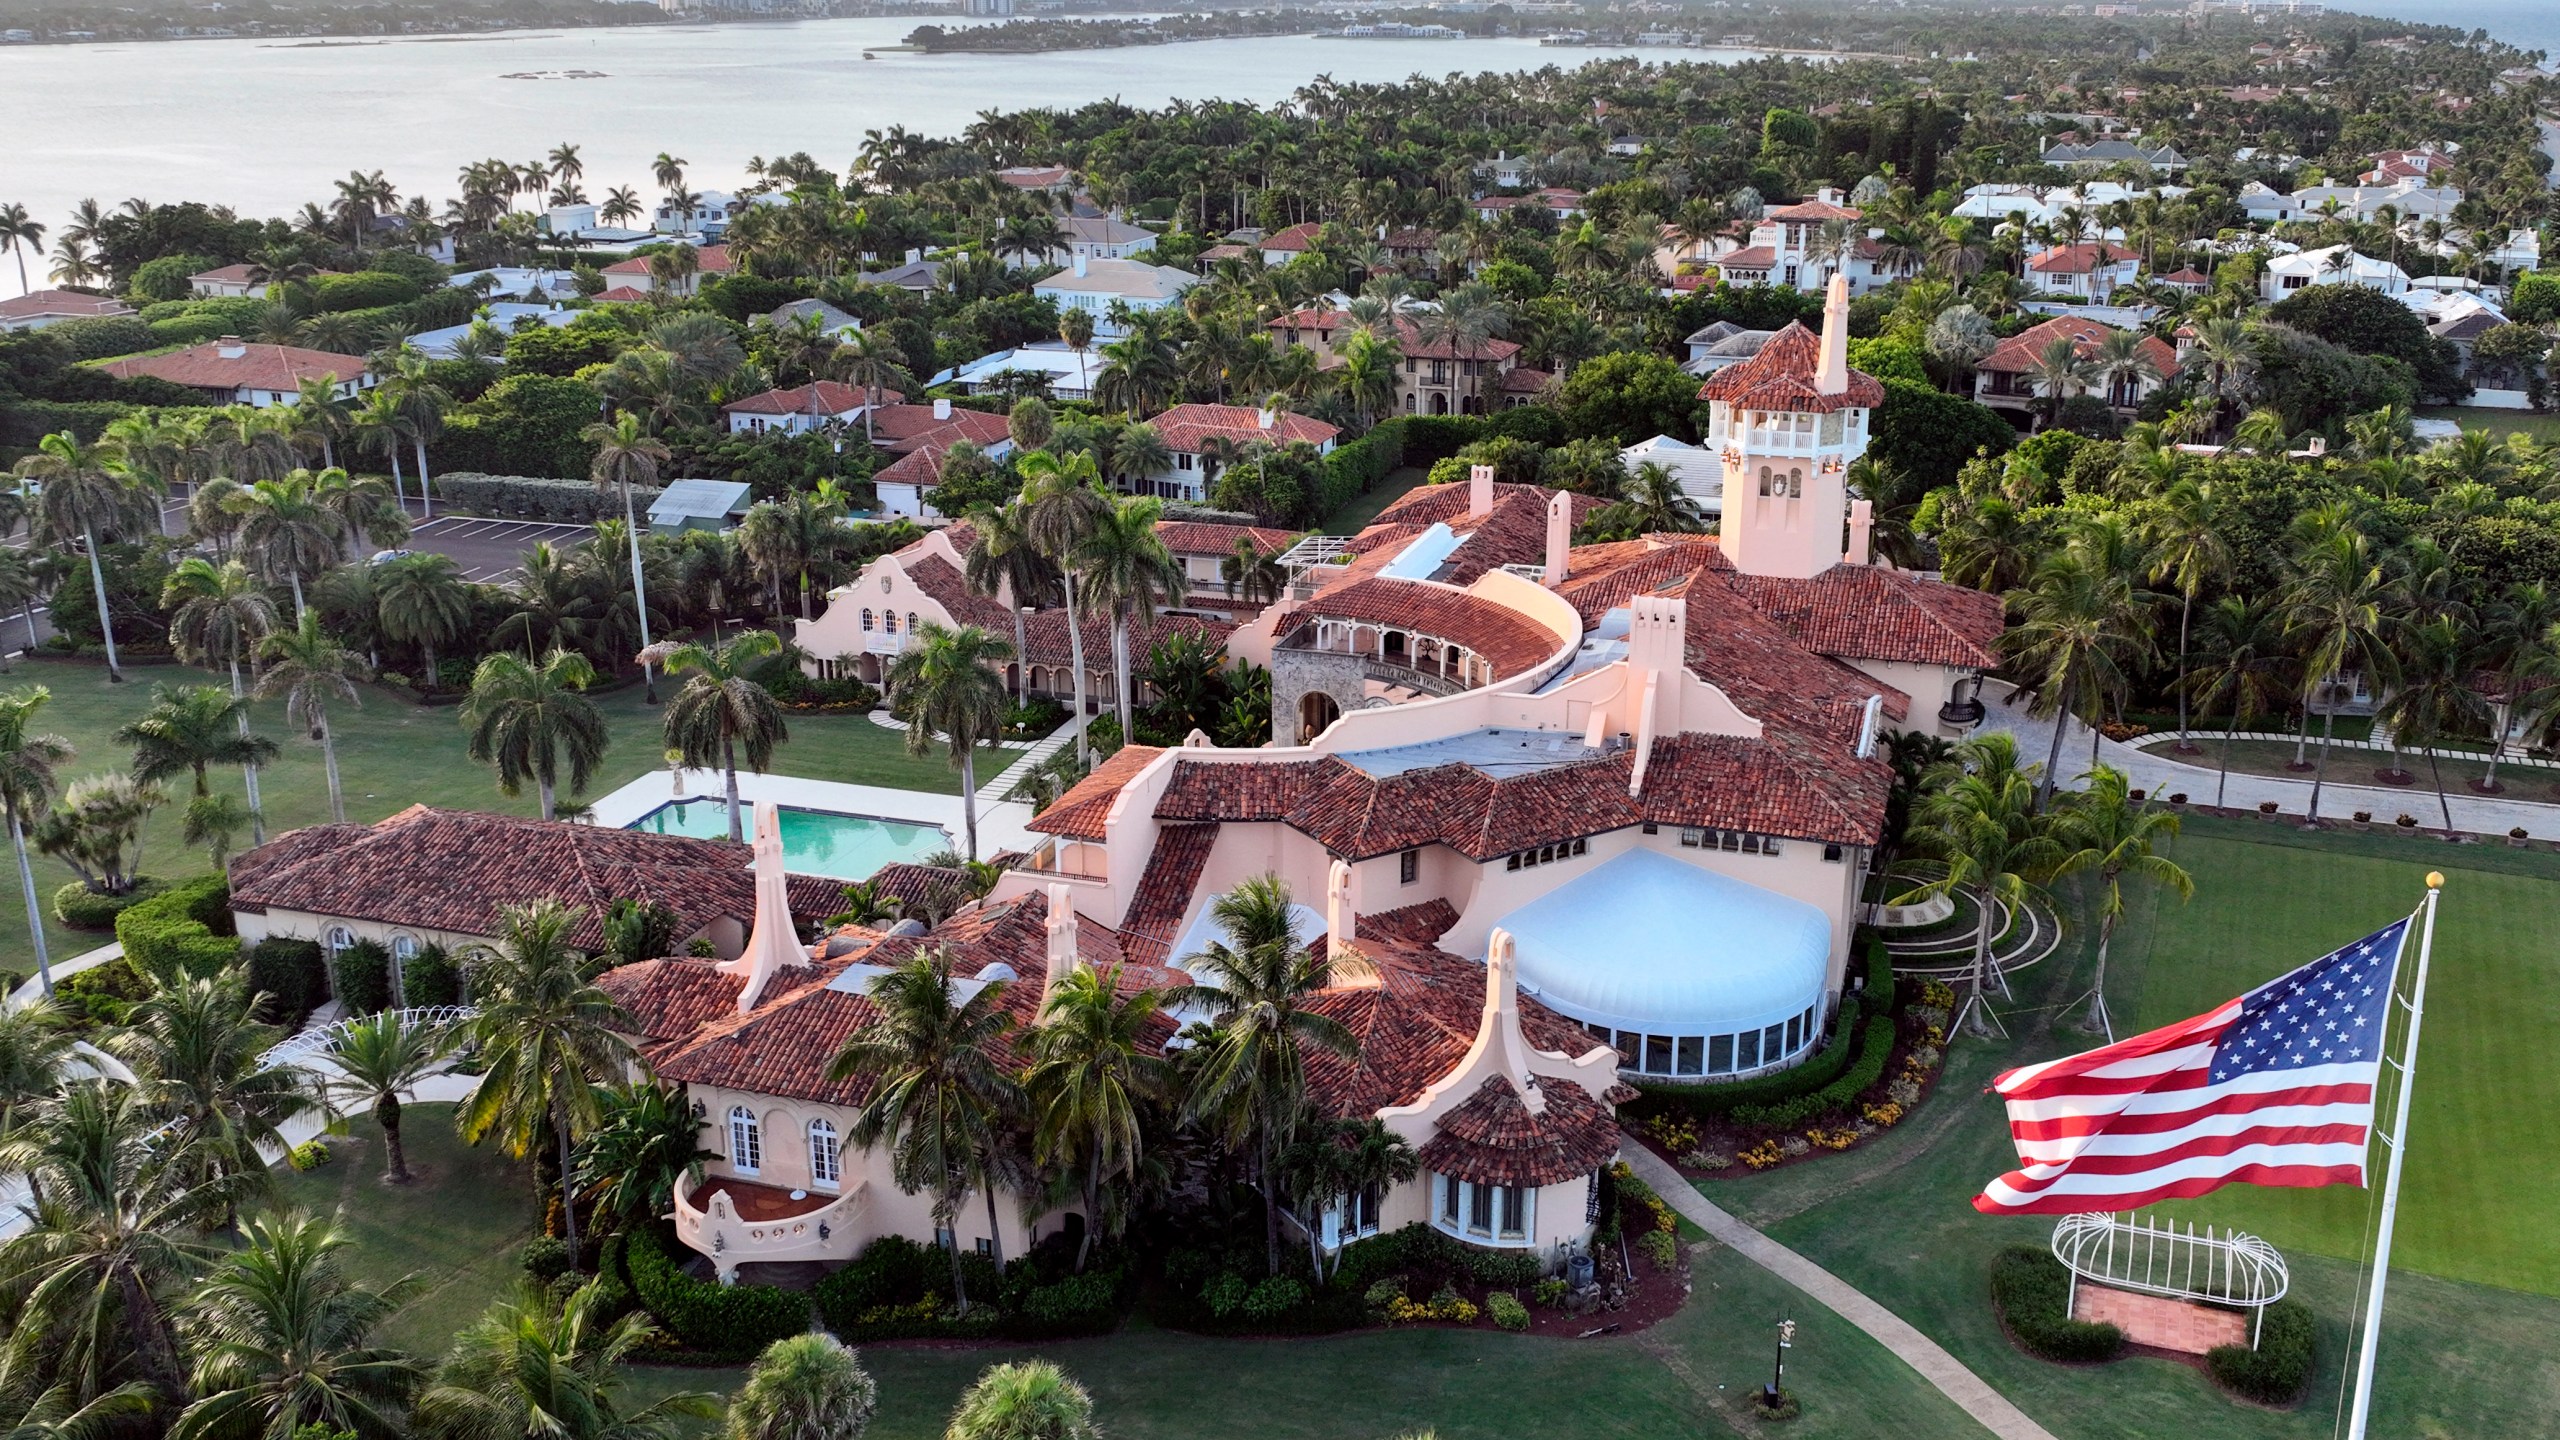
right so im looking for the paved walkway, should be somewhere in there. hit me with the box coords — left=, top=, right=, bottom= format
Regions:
left=1981, top=688, right=2560, bottom=838
left=985, top=711, right=1091, bottom=800
left=1621, top=1143, right=2058, bottom=1440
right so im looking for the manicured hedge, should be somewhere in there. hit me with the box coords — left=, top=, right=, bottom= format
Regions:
left=812, top=1233, right=1129, bottom=1342
left=2207, top=1299, right=2316, bottom=1405
left=436, top=472, right=664, bottom=523
left=114, top=875, right=238, bottom=986
left=1625, top=940, right=1896, bottom=1125
left=331, top=939, right=392, bottom=1014
left=624, top=1222, right=809, bottom=1355
left=1991, top=1246, right=2125, bottom=1364
left=1729, top=1014, right=1897, bottom=1129
left=245, top=937, right=328, bottom=1029
left=401, top=943, right=462, bottom=1007
left=55, top=876, right=168, bottom=931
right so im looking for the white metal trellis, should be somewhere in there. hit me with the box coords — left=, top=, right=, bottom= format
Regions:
left=256, top=1006, right=480, bottom=1070
left=2050, top=1212, right=2291, bottom=1347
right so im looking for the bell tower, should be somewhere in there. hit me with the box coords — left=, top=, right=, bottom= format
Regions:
left=1700, top=273, right=1877, bottom=580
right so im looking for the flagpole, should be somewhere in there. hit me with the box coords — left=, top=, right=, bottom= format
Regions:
left=2345, top=872, right=2443, bottom=1440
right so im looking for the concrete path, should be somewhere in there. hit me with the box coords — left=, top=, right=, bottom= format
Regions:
left=1981, top=688, right=2560, bottom=839
left=7, top=939, right=128, bottom=1010
left=985, top=711, right=1091, bottom=800
left=1621, top=1142, right=2058, bottom=1440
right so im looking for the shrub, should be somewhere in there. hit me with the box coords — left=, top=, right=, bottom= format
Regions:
left=115, top=875, right=237, bottom=986
left=1201, top=1270, right=1250, bottom=1318
left=402, top=942, right=462, bottom=1006
left=1533, top=1277, right=1568, bottom=1308
left=286, top=1140, right=330, bottom=1172
left=44, top=315, right=158, bottom=361
left=434, top=471, right=662, bottom=523
left=521, top=1236, right=575, bottom=1280
left=308, top=271, right=424, bottom=312
left=1637, top=1230, right=1679, bottom=1270
left=1362, top=1276, right=1404, bottom=1321
left=2206, top=1299, right=2315, bottom=1404
left=623, top=1223, right=808, bottom=1354
left=1991, top=1246, right=2124, bottom=1363
left=1240, top=1275, right=1306, bottom=1321
left=246, top=937, right=328, bottom=1028
left=1487, top=1292, right=1530, bottom=1331
left=54, top=876, right=167, bottom=931
left=331, top=939, right=392, bottom=1014
left=56, top=956, right=151, bottom=1029
left=1729, top=1015, right=1899, bottom=1129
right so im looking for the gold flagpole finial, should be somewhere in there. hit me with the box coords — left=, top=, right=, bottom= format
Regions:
left=2426, top=872, right=2444, bottom=890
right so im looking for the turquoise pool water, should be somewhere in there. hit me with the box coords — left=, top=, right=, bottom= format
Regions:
left=629, top=800, right=949, bottom=880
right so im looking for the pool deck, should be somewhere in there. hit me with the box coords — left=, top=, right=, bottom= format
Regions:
left=590, top=768, right=1042, bottom=862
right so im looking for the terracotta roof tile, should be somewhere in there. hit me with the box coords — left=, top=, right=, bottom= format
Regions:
left=1116, top=822, right=1218, bottom=967
left=602, top=244, right=735, bottom=277
left=721, top=381, right=902, bottom=417
left=1356, top=897, right=1458, bottom=947
left=1697, top=323, right=1885, bottom=413
left=2025, top=242, right=2140, bottom=275
left=1418, top=1074, right=1621, bottom=1187
left=103, top=341, right=365, bottom=394
left=1367, top=481, right=1600, bottom=584
left=1977, top=315, right=2175, bottom=376
left=1300, top=943, right=1597, bottom=1117
left=1027, top=745, right=1166, bottom=839
left=1280, top=577, right=1562, bottom=682
left=1154, top=520, right=1302, bottom=559
left=1145, top=403, right=1339, bottom=453
left=1729, top=565, right=2005, bottom=670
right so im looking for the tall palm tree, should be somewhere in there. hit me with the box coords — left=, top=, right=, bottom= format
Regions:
left=2050, top=766, right=2192, bottom=1040
left=1027, top=965, right=1167, bottom=1272
left=414, top=1280, right=714, bottom=1440
left=2375, top=614, right=2487, bottom=834
left=0, top=1083, right=230, bottom=1401
left=1221, top=536, right=1286, bottom=608
left=963, top=501, right=1059, bottom=701
left=17, top=432, right=147, bottom=682
left=373, top=552, right=473, bottom=687
left=229, top=474, right=340, bottom=617
left=254, top=612, right=370, bottom=824
left=108, top=978, right=313, bottom=1221
left=1896, top=733, right=2057, bottom=1036
left=942, top=1361, right=1097, bottom=1440
left=171, top=1211, right=424, bottom=1440
left=2185, top=595, right=2295, bottom=809
left=462, top=650, right=608, bottom=822
left=2026, top=333, right=2092, bottom=429
left=162, top=558, right=280, bottom=844
left=724, top=1334, right=876, bottom=1440
left=2281, top=526, right=2399, bottom=826
left=827, top=947, right=1025, bottom=1313
left=315, top=1012, right=458, bottom=1185
left=0, top=688, right=72, bottom=995
left=0, top=1382, right=150, bottom=1440
left=492, top=543, right=600, bottom=660
left=290, top=377, right=355, bottom=472
left=1073, top=496, right=1186, bottom=736
left=886, top=623, right=1012, bottom=862
left=313, top=467, right=406, bottom=563
left=115, top=684, right=276, bottom=802
left=457, top=899, right=637, bottom=1264
left=646, top=629, right=788, bottom=844
left=582, top=416, right=669, bottom=703
left=1171, top=874, right=1354, bottom=1275
left=0, top=203, right=43, bottom=292
left=0, top=1001, right=77, bottom=1134
left=2006, top=542, right=2155, bottom=810
left=1018, top=452, right=1111, bottom=760
left=2142, top=477, right=2230, bottom=753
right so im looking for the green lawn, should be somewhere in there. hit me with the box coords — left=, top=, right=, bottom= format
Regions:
left=1319, top=465, right=1432, bottom=536
left=2140, top=737, right=2554, bottom=804
left=0, top=656, right=958, bottom=986
left=1692, top=816, right=2560, bottom=1440
left=2416, top=406, right=2560, bottom=445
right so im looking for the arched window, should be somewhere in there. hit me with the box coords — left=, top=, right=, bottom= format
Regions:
left=907, top=611, right=920, bottom=635
left=1757, top=466, right=1773, bottom=497
left=391, top=933, right=420, bottom=962
left=861, top=608, right=875, bottom=632
left=728, top=1105, right=762, bottom=1174
left=324, top=924, right=356, bottom=955
left=882, top=611, right=898, bottom=635
left=808, top=1119, right=841, bottom=1188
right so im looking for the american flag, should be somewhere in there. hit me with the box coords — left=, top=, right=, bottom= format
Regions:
left=1974, top=917, right=2411, bottom=1216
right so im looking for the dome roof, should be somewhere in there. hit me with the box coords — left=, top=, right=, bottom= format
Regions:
left=1495, top=848, right=1831, bottom=1035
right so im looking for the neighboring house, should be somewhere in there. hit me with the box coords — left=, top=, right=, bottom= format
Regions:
left=0, top=289, right=134, bottom=331
left=2157, top=266, right=2212, bottom=294
left=760, top=297, right=863, bottom=338
left=1470, top=188, right=1586, bottom=222
left=653, top=190, right=781, bottom=238
left=1155, top=520, right=1305, bottom=615
left=2239, top=180, right=2460, bottom=225
left=933, top=343, right=1102, bottom=402
left=448, top=267, right=581, bottom=299
left=1681, top=322, right=1776, bottom=376
left=1031, top=256, right=1197, bottom=337
left=856, top=251, right=945, bottom=292
left=1264, top=309, right=1525, bottom=415
left=598, top=244, right=737, bottom=296
left=647, top=478, right=755, bottom=534
left=1475, top=153, right=1535, bottom=190
left=1709, top=192, right=1894, bottom=295
left=1620, top=434, right=1724, bottom=515
left=2023, top=242, right=2143, bottom=303
left=408, top=303, right=572, bottom=360
left=1058, top=214, right=1154, bottom=263
left=188, top=263, right=344, bottom=298
left=862, top=401, right=1018, bottom=519
left=100, top=338, right=375, bottom=406
left=1973, top=314, right=2178, bottom=418
left=1259, top=222, right=1323, bottom=266
left=1950, top=182, right=2186, bottom=230
left=994, top=164, right=1074, bottom=194
left=2038, top=137, right=2188, bottom=173
left=720, top=380, right=901, bottom=437
left=592, top=285, right=652, bottom=304
left=1138, top=403, right=1341, bottom=502
left=2259, top=245, right=2410, bottom=301
left=1382, top=227, right=1443, bottom=268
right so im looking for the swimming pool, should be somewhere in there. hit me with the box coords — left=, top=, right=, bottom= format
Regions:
left=629, top=800, right=950, bottom=880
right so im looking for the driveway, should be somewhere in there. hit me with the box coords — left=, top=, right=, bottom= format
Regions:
left=400, top=514, right=595, bottom=583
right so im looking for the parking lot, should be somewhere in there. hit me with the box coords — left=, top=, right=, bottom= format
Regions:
left=402, top=514, right=596, bottom=582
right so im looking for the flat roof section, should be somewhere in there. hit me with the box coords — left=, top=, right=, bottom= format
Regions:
left=1335, top=725, right=1608, bottom=780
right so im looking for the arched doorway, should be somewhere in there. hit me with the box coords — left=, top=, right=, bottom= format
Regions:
left=1298, top=691, right=1341, bottom=744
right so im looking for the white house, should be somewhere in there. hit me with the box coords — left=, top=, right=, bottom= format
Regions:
left=449, top=267, right=582, bottom=300
left=2023, top=242, right=2143, bottom=304
left=2239, top=180, right=2460, bottom=226
left=2260, top=245, right=2410, bottom=301
left=1620, top=434, right=1723, bottom=516
left=721, top=381, right=889, bottom=437
left=1137, top=404, right=1340, bottom=503
left=933, top=343, right=1102, bottom=402
left=598, top=244, right=737, bottom=297
left=1031, top=256, right=1197, bottom=337
left=0, top=289, right=134, bottom=332
left=100, top=339, right=375, bottom=407
left=1708, top=192, right=1896, bottom=295
left=409, top=303, right=573, bottom=360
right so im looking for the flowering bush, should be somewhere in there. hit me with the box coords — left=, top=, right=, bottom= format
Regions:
left=1373, top=1280, right=1481, bottom=1326
left=1680, top=1148, right=1734, bottom=1171
left=1805, top=1127, right=1858, bottom=1151
left=1920, top=978, right=1957, bottom=1010
left=1887, top=1077, right=1924, bottom=1107
left=1488, top=1293, right=1531, bottom=1331
left=1908, top=1044, right=1943, bottom=1072
left=1637, top=1230, right=1680, bottom=1270
left=1862, top=1101, right=1905, bottom=1128
left=1642, top=1112, right=1702, bottom=1154
left=1533, top=1278, right=1569, bottom=1308
left=1740, top=1140, right=1786, bottom=1169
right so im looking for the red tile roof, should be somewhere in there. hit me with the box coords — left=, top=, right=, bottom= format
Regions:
left=1265, top=310, right=1524, bottom=363
left=1977, top=315, right=2176, bottom=376
left=1154, top=520, right=1302, bottom=559
left=602, top=244, right=735, bottom=277
left=0, top=289, right=133, bottom=321
left=1418, top=1074, right=1621, bottom=1187
left=102, top=341, right=365, bottom=394
left=1499, top=367, right=1555, bottom=394
left=2159, top=267, right=2210, bottom=285
left=1357, top=898, right=1459, bottom=948
left=995, top=165, right=1073, bottom=188
left=722, top=380, right=903, bottom=417
left=2025, top=242, right=2140, bottom=275
left=1145, top=403, right=1339, bottom=453
left=1027, top=744, right=1166, bottom=839
left=1365, top=480, right=1602, bottom=584
left=1261, top=222, right=1322, bottom=253
left=1713, top=245, right=1778, bottom=270
left=1696, top=323, right=1885, bottom=413
left=1299, top=943, right=1597, bottom=1118
left=865, top=403, right=1013, bottom=452
left=1116, top=822, right=1218, bottom=967
left=1281, top=577, right=1563, bottom=681
left=593, top=285, right=651, bottom=303
left=1729, top=564, right=2005, bottom=670
left=1764, top=199, right=1862, bottom=222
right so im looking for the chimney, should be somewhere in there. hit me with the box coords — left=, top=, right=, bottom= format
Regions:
left=216, top=335, right=247, bottom=359
left=724, top=802, right=811, bottom=1012
left=905, top=246, right=922, bottom=264
left=1483, top=929, right=1544, bottom=1113
left=1324, top=860, right=1381, bottom=989
left=1073, top=251, right=1089, bottom=278
left=1814, top=272, right=1851, bottom=397
left=1847, top=498, right=1874, bottom=565
left=1256, top=406, right=1276, bottom=430
left=1468, top=463, right=1495, bottom=519
left=1042, top=883, right=1080, bottom=1001
left=933, top=397, right=952, bottom=421
left=1627, top=593, right=1688, bottom=678
left=1544, top=488, right=1572, bottom=586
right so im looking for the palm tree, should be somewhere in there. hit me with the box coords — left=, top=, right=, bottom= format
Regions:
left=2375, top=614, right=2487, bottom=835
left=0, top=1383, right=150, bottom=1440
left=109, top=978, right=314, bottom=1220
left=1896, top=734, right=2057, bottom=1036
left=572, top=1081, right=716, bottom=1233
left=2142, top=477, right=2229, bottom=753
left=583, top=416, right=668, bottom=703
left=1073, top=496, right=1186, bottom=736
left=0, top=688, right=72, bottom=995
left=2282, top=526, right=2399, bottom=826
left=0, top=1001, right=77, bottom=1134
left=2050, top=766, right=2192, bottom=1040
left=829, top=947, right=1024, bottom=1311
left=373, top=552, right=473, bottom=688
left=315, top=1012, right=458, bottom=1185
left=290, top=376, right=355, bottom=472
left=647, top=629, right=788, bottom=844
left=942, top=1361, right=1098, bottom=1440
left=0, top=1083, right=229, bottom=1401
left=116, top=684, right=276, bottom=801
left=492, top=543, right=600, bottom=660
left=1027, top=965, right=1168, bottom=1272
left=1172, top=874, right=1354, bottom=1275
left=1278, top=1116, right=1417, bottom=1282
left=255, top=612, right=368, bottom=824
left=17, top=432, right=146, bottom=681
left=2185, top=596, right=2295, bottom=809
left=963, top=501, right=1058, bottom=701
left=414, top=1280, right=714, bottom=1440
left=1019, top=452, right=1111, bottom=759
left=1222, top=536, right=1286, bottom=608
left=725, top=1334, right=876, bottom=1440
left=171, top=1211, right=423, bottom=1440
left=229, top=474, right=341, bottom=617
left=2006, top=540, right=2155, bottom=810
left=162, top=558, right=280, bottom=844
left=886, top=623, right=1012, bottom=862
left=2027, top=333, right=2091, bottom=428
left=461, top=650, right=608, bottom=822
left=457, top=899, right=637, bottom=1264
